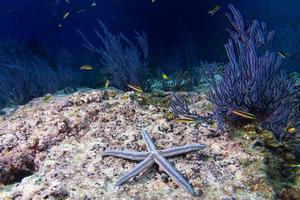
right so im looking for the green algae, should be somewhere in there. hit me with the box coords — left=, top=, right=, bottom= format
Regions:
left=129, top=92, right=171, bottom=108
left=230, top=124, right=300, bottom=199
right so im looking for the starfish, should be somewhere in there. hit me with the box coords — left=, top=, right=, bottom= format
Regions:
left=102, top=130, right=206, bottom=196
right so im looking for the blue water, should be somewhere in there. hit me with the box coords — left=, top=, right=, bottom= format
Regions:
left=0, top=0, right=299, bottom=106
left=0, top=0, right=299, bottom=62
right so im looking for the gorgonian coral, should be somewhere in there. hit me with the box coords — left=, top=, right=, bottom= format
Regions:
left=78, top=21, right=151, bottom=91
left=170, top=92, right=212, bottom=122
left=204, top=4, right=299, bottom=139
left=0, top=41, right=80, bottom=109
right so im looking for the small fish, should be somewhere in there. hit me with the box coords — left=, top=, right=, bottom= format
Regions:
left=164, top=111, right=174, bottom=120
left=174, top=118, right=196, bottom=124
left=152, top=0, right=156, bottom=3
left=122, top=95, right=129, bottom=100
left=64, top=0, right=70, bottom=3
left=127, top=84, right=143, bottom=93
left=80, top=65, right=93, bottom=70
left=287, top=127, right=297, bottom=134
left=278, top=51, right=288, bottom=59
left=162, top=73, right=169, bottom=80
left=76, top=9, right=86, bottom=13
left=289, top=164, right=300, bottom=168
left=208, top=5, right=221, bottom=16
left=43, top=94, right=52, bottom=102
left=231, top=110, right=256, bottom=120
left=104, top=80, right=110, bottom=88
left=91, top=0, right=96, bottom=7
left=63, top=11, right=70, bottom=20
left=58, top=23, right=63, bottom=28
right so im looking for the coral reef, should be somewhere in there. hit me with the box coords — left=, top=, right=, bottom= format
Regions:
left=203, top=5, right=299, bottom=139
left=158, top=36, right=219, bottom=92
left=0, top=89, right=274, bottom=199
left=170, top=92, right=212, bottom=125
left=0, top=41, right=81, bottom=109
left=0, top=3, right=299, bottom=200
left=78, top=21, right=152, bottom=91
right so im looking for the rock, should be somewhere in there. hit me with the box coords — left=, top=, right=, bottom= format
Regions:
left=0, top=89, right=275, bottom=199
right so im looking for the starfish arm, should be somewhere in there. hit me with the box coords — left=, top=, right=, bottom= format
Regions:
left=102, top=150, right=150, bottom=161
left=141, top=130, right=157, bottom=151
left=158, top=144, right=206, bottom=158
left=116, top=153, right=155, bottom=186
left=154, top=153, right=196, bottom=196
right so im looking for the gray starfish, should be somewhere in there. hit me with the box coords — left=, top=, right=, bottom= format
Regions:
left=102, top=130, right=206, bottom=196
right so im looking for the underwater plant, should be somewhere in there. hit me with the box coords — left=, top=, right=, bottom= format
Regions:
left=202, top=5, right=299, bottom=140
left=170, top=92, right=212, bottom=126
left=78, top=20, right=152, bottom=91
left=280, top=96, right=300, bottom=141
left=0, top=41, right=80, bottom=109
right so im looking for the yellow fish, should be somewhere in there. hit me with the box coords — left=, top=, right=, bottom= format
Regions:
left=208, top=5, right=221, bottom=16
left=278, top=51, right=288, bottom=59
left=162, top=73, right=169, bottom=80
left=287, top=127, right=297, bottom=134
left=80, top=65, right=93, bottom=70
left=104, top=80, right=110, bottom=88
left=164, top=111, right=174, bottom=120
left=289, top=164, right=300, bottom=168
left=43, top=94, right=52, bottom=102
left=63, top=11, right=70, bottom=20
left=231, top=110, right=256, bottom=120
left=127, top=84, right=143, bottom=93
left=174, top=118, right=196, bottom=124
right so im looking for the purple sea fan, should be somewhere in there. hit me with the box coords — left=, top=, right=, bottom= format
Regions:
left=207, top=4, right=299, bottom=139
left=77, top=20, right=151, bottom=91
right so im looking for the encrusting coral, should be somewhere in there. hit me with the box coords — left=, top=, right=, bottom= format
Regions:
left=0, top=89, right=274, bottom=199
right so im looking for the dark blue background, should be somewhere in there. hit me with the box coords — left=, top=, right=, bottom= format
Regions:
left=0, top=0, right=299, bottom=64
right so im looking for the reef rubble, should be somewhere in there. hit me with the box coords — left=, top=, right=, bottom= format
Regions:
left=0, top=89, right=274, bottom=199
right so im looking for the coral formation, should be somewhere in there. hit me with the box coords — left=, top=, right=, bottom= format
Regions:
left=170, top=92, right=212, bottom=125
left=0, top=2, right=299, bottom=200
left=0, top=89, right=274, bottom=199
left=203, top=4, right=299, bottom=139
left=0, top=41, right=81, bottom=109
left=159, top=46, right=203, bottom=91
left=78, top=21, right=152, bottom=91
